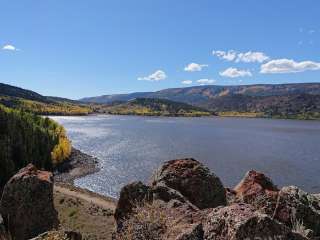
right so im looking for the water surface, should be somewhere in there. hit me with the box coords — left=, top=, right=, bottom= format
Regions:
left=51, top=115, right=320, bottom=198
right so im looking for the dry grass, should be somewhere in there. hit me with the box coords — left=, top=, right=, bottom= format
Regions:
left=114, top=202, right=171, bottom=240
left=291, top=216, right=309, bottom=238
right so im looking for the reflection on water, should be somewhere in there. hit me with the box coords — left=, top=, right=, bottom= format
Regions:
left=51, top=115, right=320, bottom=198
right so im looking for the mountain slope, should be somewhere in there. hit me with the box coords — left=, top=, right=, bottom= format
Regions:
left=0, top=83, right=92, bottom=115
left=100, top=98, right=213, bottom=117
left=80, top=83, right=320, bottom=119
left=80, top=83, right=320, bottom=104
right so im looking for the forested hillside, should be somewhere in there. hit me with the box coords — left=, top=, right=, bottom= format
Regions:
left=81, top=83, right=320, bottom=119
left=0, top=105, right=71, bottom=189
left=101, top=98, right=213, bottom=117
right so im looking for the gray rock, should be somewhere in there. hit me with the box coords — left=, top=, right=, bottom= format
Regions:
left=203, top=203, right=299, bottom=240
left=274, top=186, right=320, bottom=236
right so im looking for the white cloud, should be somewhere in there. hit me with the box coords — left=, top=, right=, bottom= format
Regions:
left=196, top=79, right=216, bottom=85
left=236, top=51, right=269, bottom=63
left=184, top=63, right=208, bottom=72
left=219, top=67, right=252, bottom=78
left=2, top=44, right=19, bottom=51
left=138, top=70, right=167, bottom=81
left=260, top=59, right=320, bottom=74
left=212, top=50, right=269, bottom=63
left=181, top=80, right=193, bottom=85
left=212, top=50, right=237, bottom=61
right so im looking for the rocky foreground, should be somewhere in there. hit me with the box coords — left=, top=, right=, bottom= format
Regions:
left=1, top=159, right=320, bottom=240
left=114, top=159, right=320, bottom=240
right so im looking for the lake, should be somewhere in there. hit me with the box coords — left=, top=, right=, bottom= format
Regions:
left=51, top=115, right=320, bottom=198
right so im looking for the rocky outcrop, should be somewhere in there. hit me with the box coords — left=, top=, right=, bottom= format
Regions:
left=203, top=203, right=301, bottom=240
left=0, top=164, right=59, bottom=240
left=273, top=186, right=320, bottom=237
left=233, top=170, right=279, bottom=215
left=115, top=159, right=319, bottom=240
left=151, top=158, right=226, bottom=209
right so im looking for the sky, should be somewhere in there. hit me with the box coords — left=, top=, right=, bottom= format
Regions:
left=0, top=0, right=320, bottom=99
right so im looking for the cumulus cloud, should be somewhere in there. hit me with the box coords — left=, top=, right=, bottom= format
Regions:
left=196, top=79, right=216, bottom=85
left=184, top=63, right=208, bottom=72
left=213, top=50, right=269, bottom=63
left=138, top=70, right=167, bottom=81
left=219, top=67, right=252, bottom=78
left=236, top=51, right=269, bottom=63
left=2, top=44, right=19, bottom=51
left=181, top=80, right=193, bottom=85
left=260, top=59, right=320, bottom=74
left=212, top=50, right=237, bottom=61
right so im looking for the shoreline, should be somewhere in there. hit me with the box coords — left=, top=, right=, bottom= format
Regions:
left=54, top=147, right=100, bottom=185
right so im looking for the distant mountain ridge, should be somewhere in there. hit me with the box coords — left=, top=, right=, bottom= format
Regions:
left=1, top=82, right=320, bottom=119
left=80, top=83, right=320, bottom=104
left=80, top=83, right=320, bottom=119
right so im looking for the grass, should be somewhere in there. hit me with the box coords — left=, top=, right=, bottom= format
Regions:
left=114, top=202, right=170, bottom=240
left=291, top=217, right=310, bottom=238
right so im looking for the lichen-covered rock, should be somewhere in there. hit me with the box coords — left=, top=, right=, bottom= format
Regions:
left=274, top=186, right=320, bottom=236
left=203, top=203, right=298, bottom=240
left=0, top=164, right=59, bottom=240
left=151, top=158, right=226, bottom=209
left=174, top=223, right=204, bottom=240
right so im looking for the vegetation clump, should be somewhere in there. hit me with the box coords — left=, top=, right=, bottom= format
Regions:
left=0, top=105, right=71, bottom=188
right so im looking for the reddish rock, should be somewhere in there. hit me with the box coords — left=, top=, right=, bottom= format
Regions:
left=203, top=203, right=301, bottom=240
left=151, top=158, right=226, bottom=209
left=0, top=164, right=59, bottom=240
left=234, top=170, right=279, bottom=216
left=234, top=170, right=279, bottom=201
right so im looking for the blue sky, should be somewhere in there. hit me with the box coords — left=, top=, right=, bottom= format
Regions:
left=0, top=0, right=319, bottom=99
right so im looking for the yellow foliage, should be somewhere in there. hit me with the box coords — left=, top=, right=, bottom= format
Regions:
left=50, top=126, right=72, bottom=165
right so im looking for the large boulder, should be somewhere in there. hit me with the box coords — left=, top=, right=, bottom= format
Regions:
left=203, top=203, right=304, bottom=240
left=234, top=170, right=279, bottom=215
left=114, top=181, right=198, bottom=230
left=0, top=164, right=59, bottom=240
left=151, top=158, right=226, bottom=209
left=274, top=186, right=320, bottom=236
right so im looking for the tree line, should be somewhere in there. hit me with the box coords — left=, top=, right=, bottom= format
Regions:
left=0, top=105, right=71, bottom=188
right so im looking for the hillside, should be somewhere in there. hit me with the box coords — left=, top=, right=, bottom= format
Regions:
left=81, top=83, right=320, bottom=119
left=0, top=83, right=92, bottom=115
left=100, top=98, right=213, bottom=117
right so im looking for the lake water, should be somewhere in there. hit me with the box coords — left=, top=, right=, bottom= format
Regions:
left=51, top=115, right=320, bottom=198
